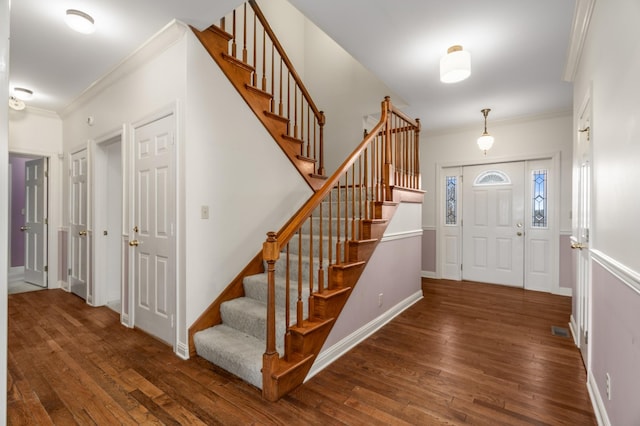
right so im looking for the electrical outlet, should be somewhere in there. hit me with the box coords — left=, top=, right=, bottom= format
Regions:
left=378, top=293, right=383, bottom=307
left=201, top=205, right=209, bottom=220
left=606, top=373, right=612, bottom=400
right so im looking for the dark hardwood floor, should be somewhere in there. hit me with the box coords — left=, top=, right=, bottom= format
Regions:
left=7, top=278, right=596, bottom=425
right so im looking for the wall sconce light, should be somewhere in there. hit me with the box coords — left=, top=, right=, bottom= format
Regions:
left=65, top=9, right=95, bottom=34
left=440, top=45, right=471, bottom=83
left=477, top=108, right=494, bottom=155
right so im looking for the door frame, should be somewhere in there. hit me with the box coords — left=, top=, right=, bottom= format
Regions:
left=91, top=129, right=125, bottom=309
left=127, top=105, right=178, bottom=350
left=7, top=149, right=60, bottom=289
left=436, top=151, right=561, bottom=293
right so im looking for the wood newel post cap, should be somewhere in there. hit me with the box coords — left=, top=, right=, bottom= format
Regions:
left=263, top=232, right=280, bottom=262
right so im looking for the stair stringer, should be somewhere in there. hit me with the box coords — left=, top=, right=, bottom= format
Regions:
left=262, top=186, right=425, bottom=401
left=190, top=25, right=327, bottom=191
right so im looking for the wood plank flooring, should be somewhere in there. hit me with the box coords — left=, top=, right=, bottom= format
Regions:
left=7, top=279, right=596, bottom=425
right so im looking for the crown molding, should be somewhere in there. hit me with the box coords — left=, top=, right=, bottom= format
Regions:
left=563, top=0, right=596, bottom=82
left=60, top=20, right=188, bottom=118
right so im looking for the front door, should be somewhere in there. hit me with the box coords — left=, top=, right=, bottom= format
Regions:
left=462, top=162, right=525, bottom=286
left=131, top=113, right=176, bottom=346
left=69, top=149, right=89, bottom=299
left=23, top=157, right=48, bottom=287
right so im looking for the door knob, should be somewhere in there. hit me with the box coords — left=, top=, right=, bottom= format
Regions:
left=517, top=231, right=523, bottom=236
left=79, top=230, right=87, bottom=236
left=571, top=242, right=584, bottom=250
left=19, top=226, right=29, bottom=232
left=129, top=240, right=139, bottom=247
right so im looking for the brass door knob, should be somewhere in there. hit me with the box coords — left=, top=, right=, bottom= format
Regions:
left=19, top=226, right=29, bottom=232
left=129, top=240, right=139, bottom=247
left=79, top=230, right=87, bottom=236
left=571, top=242, right=584, bottom=250
left=517, top=232, right=523, bottom=236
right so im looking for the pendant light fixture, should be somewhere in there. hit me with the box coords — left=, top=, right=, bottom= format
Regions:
left=440, top=45, right=471, bottom=83
left=65, top=9, right=95, bottom=34
left=477, top=108, right=494, bottom=155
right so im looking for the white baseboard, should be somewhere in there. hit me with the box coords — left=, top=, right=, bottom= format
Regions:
left=553, top=286, right=572, bottom=297
left=8, top=266, right=24, bottom=281
left=421, top=270, right=437, bottom=279
left=569, top=315, right=579, bottom=347
left=587, top=371, right=611, bottom=426
left=176, top=341, right=189, bottom=360
left=305, top=290, right=423, bottom=381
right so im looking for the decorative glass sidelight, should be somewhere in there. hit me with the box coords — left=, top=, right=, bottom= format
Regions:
left=445, top=176, right=457, bottom=225
left=532, top=169, right=548, bottom=227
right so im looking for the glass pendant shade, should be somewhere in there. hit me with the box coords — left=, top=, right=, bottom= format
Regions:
left=65, top=9, right=95, bottom=34
left=440, top=45, right=471, bottom=83
left=477, top=133, right=494, bottom=152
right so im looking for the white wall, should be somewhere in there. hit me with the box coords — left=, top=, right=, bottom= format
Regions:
left=184, top=32, right=312, bottom=342
left=572, top=0, right=640, bottom=424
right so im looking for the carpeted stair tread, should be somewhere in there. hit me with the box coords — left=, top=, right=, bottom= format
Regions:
left=220, top=297, right=288, bottom=352
left=193, top=324, right=264, bottom=389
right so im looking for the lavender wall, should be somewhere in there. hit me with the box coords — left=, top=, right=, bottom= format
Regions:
left=591, top=259, right=640, bottom=425
left=558, top=234, right=574, bottom=289
left=421, top=228, right=436, bottom=274
left=9, top=155, right=28, bottom=267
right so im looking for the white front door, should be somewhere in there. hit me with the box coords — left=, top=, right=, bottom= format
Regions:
left=69, top=149, right=89, bottom=299
left=462, top=162, right=525, bottom=287
left=23, top=158, right=48, bottom=287
left=131, top=114, right=176, bottom=345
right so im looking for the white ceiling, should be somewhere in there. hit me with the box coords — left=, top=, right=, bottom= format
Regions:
left=9, top=0, right=576, bottom=132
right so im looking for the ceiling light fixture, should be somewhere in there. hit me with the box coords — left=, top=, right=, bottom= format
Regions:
left=65, top=9, right=95, bottom=34
left=13, top=87, right=33, bottom=100
left=477, top=108, right=495, bottom=155
left=9, top=96, right=26, bottom=111
left=440, top=45, right=471, bottom=83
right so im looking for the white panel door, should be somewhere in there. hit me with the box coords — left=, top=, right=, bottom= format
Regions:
left=23, top=158, right=47, bottom=287
left=69, top=150, right=88, bottom=299
left=132, top=114, right=175, bottom=345
left=462, top=162, right=525, bottom=286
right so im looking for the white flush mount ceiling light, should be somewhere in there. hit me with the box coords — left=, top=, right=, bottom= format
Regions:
left=65, top=9, right=95, bottom=34
left=13, top=87, right=33, bottom=100
left=440, top=45, right=471, bottom=83
left=477, top=108, right=495, bottom=155
left=9, top=96, right=26, bottom=111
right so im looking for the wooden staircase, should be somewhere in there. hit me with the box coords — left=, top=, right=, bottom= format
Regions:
left=191, top=1, right=327, bottom=191
left=188, top=1, right=423, bottom=401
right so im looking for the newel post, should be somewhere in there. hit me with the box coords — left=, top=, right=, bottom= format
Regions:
left=383, top=96, right=394, bottom=201
left=262, top=231, right=280, bottom=401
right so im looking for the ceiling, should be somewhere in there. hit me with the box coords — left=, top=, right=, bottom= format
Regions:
left=9, top=0, right=576, bottom=132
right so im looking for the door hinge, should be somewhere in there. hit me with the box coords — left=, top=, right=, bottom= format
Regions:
left=585, top=331, right=588, bottom=345
left=45, top=171, right=48, bottom=178
left=460, top=264, right=463, bottom=271
left=44, top=265, right=48, bottom=272
left=44, top=218, right=48, bottom=225
left=68, top=267, right=72, bottom=276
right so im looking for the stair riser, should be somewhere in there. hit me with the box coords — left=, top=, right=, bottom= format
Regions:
left=243, top=274, right=311, bottom=313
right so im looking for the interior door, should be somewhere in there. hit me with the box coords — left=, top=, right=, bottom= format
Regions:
left=462, top=162, right=525, bottom=287
left=69, top=149, right=89, bottom=299
left=574, top=112, right=591, bottom=365
left=131, top=114, right=176, bottom=345
left=23, top=157, right=47, bottom=287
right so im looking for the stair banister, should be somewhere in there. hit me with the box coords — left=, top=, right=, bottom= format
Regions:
left=260, top=96, right=421, bottom=399
left=248, top=0, right=326, bottom=175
